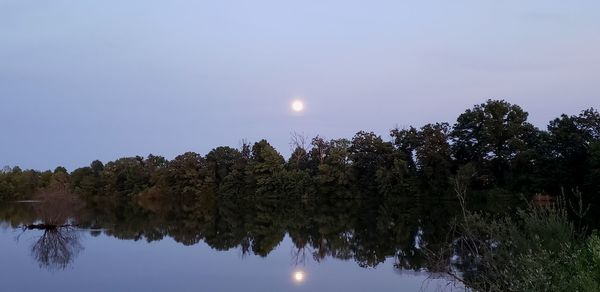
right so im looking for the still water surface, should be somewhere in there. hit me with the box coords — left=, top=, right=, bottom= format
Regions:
left=0, top=199, right=463, bottom=292
left=0, top=228, right=459, bottom=292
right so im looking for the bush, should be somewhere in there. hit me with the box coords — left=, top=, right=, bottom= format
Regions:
left=442, top=203, right=600, bottom=292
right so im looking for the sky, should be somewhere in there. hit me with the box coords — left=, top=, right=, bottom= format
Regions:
left=1, top=0, right=599, bottom=170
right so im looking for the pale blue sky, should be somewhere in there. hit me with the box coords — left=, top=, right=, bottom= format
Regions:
left=1, top=0, right=599, bottom=170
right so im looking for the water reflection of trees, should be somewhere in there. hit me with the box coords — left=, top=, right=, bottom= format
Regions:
left=0, top=187, right=475, bottom=273
left=15, top=192, right=84, bottom=271
left=72, top=191, right=462, bottom=272
left=30, top=225, right=82, bottom=271
left=0, top=189, right=502, bottom=274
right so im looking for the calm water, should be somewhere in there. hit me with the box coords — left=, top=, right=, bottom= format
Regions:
left=0, top=200, right=464, bottom=292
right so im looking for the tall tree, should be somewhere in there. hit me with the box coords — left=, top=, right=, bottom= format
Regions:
left=167, top=152, right=207, bottom=201
left=317, top=139, right=351, bottom=183
left=249, top=140, right=285, bottom=193
left=547, top=108, right=600, bottom=195
left=206, top=146, right=244, bottom=185
left=348, top=131, right=404, bottom=194
left=451, top=99, right=538, bottom=187
left=415, top=123, right=453, bottom=193
left=390, top=126, right=419, bottom=173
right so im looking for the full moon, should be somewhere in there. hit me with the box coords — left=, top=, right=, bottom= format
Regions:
left=291, top=100, right=305, bottom=112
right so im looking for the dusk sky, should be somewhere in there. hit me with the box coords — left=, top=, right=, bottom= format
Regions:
left=2, top=0, right=599, bottom=170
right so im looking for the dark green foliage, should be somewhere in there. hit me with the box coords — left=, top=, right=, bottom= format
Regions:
left=443, top=203, right=600, bottom=292
left=206, top=146, right=244, bottom=185
left=545, top=108, right=600, bottom=196
left=390, top=126, right=419, bottom=172
left=166, top=152, right=207, bottom=201
left=0, top=166, right=66, bottom=200
left=415, top=123, right=453, bottom=193
left=450, top=100, right=540, bottom=188
left=287, top=147, right=309, bottom=171
left=255, top=169, right=315, bottom=198
left=587, top=142, right=600, bottom=200
left=249, top=139, right=285, bottom=179
left=349, top=131, right=396, bottom=190
left=103, top=156, right=151, bottom=198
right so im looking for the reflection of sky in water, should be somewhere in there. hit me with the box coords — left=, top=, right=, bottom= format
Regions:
left=0, top=229, right=458, bottom=292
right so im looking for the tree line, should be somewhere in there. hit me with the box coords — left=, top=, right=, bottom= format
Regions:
left=1, top=99, right=599, bottom=206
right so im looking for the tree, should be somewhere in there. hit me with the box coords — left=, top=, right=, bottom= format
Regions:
left=49, top=166, right=69, bottom=192
left=316, top=138, right=353, bottom=191
left=390, top=126, right=419, bottom=173
left=102, top=156, right=150, bottom=198
left=288, top=147, right=310, bottom=171
left=586, top=142, right=600, bottom=202
left=249, top=140, right=285, bottom=179
left=70, top=160, right=108, bottom=198
left=307, top=136, right=330, bottom=173
left=167, top=152, right=207, bottom=201
left=415, top=123, right=453, bottom=193
left=547, top=108, right=600, bottom=195
left=349, top=131, right=400, bottom=192
left=90, top=160, right=104, bottom=174
left=145, top=154, right=168, bottom=186
left=451, top=99, right=538, bottom=187
left=205, top=146, right=244, bottom=185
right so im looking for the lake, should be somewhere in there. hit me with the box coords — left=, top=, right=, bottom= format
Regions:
left=0, top=200, right=464, bottom=292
